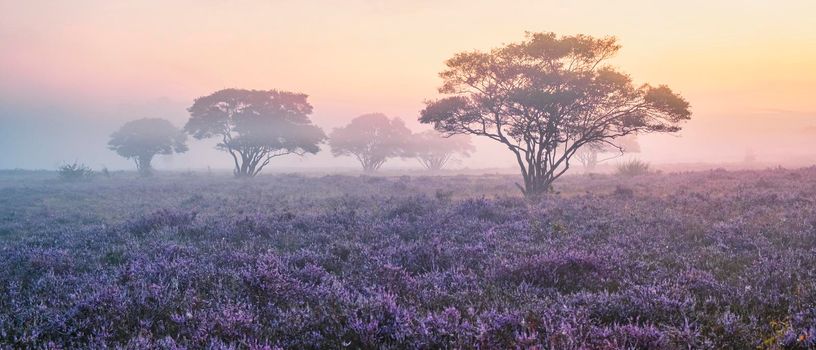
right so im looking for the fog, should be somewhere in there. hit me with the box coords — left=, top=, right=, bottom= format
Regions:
left=2, top=0, right=816, bottom=172
left=4, top=2, right=816, bottom=347
left=2, top=93, right=815, bottom=173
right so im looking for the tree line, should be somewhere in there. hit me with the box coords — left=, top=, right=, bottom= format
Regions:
left=107, top=32, right=690, bottom=196
left=109, top=102, right=474, bottom=177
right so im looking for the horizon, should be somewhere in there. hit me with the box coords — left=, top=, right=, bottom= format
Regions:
left=4, top=3, right=816, bottom=347
left=2, top=0, right=815, bottom=171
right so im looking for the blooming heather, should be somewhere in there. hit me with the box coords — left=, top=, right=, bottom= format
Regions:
left=0, top=169, right=814, bottom=349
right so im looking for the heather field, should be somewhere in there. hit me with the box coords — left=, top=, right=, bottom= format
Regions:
left=1, top=169, right=815, bottom=349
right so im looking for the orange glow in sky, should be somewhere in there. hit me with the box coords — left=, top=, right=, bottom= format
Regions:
left=1, top=0, right=815, bottom=169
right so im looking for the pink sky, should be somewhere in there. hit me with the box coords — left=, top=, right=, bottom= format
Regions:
left=2, top=0, right=815, bottom=169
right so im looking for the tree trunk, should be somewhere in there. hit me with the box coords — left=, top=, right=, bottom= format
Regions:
left=233, top=152, right=257, bottom=178
left=514, top=159, right=559, bottom=198
left=518, top=174, right=555, bottom=198
left=136, top=154, right=153, bottom=177
left=362, top=163, right=378, bottom=173
left=359, top=155, right=385, bottom=173
left=234, top=164, right=255, bottom=178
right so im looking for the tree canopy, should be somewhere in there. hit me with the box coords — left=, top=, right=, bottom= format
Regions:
left=108, top=118, right=188, bottom=176
left=185, top=89, right=326, bottom=177
left=411, top=131, right=474, bottom=171
left=420, top=32, right=691, bottom=196
left=329, top=113, right=413, bottom=172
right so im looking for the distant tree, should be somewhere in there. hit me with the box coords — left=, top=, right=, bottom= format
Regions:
left=411, top=131, right=474, bottom=171
left=108, top=118, right=188, bottom=176
left=185, top=89, right=326, bottom=177
left=575, top=134, right=640, bottom=172
left=420, top=32, right=691, bottom=196
left=329, top=113, right=413, bottom=172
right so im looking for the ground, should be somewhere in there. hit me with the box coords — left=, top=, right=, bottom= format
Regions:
left=0, top=168, right=814, bottom=349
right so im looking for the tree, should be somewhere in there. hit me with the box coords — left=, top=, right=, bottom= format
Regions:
left=184, top=89, right=326, bottom=177
left=419, top=32, right=691, bottom=196
left=575, top=134, right=640, bottom=172
left=411, top=131, right=474, bottom=171
left=329, top=113, right=413, bottom=172
left=108, top=118, right=188, bottom=176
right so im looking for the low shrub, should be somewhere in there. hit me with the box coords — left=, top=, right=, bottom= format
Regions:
left=125, top=209, right=197, bottom=236
left=58, top=161, right=94, bottom=181
left=616, top=159, right=651, bottom=177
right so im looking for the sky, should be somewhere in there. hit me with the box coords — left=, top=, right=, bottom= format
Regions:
left=1, top=0, right=815, bottom=171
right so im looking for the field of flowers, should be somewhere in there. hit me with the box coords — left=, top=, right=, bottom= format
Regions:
left=0, top=168, right=815, bottom=349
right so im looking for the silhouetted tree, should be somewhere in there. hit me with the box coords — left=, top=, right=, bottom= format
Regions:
left=411, top=131, right=474, bottom=171
left=420, top=32, right=691, bottom=196
left=108, top=118, right=188, bottom=176
left=329, top=113, right=413, bottom=172
left=185, top=89, right=326, bottom=177
left=575, top=135, right=640, bottom=172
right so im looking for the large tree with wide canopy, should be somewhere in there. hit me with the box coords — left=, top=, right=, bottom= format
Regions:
left=420, top=32, right=691, bottom=196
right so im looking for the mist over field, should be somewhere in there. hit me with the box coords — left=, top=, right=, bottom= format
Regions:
left=3, top=96, right=816, bottom=172
left=2, top=1, right=816, bottom=172
left=2, top=1, right=816, bottom=349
